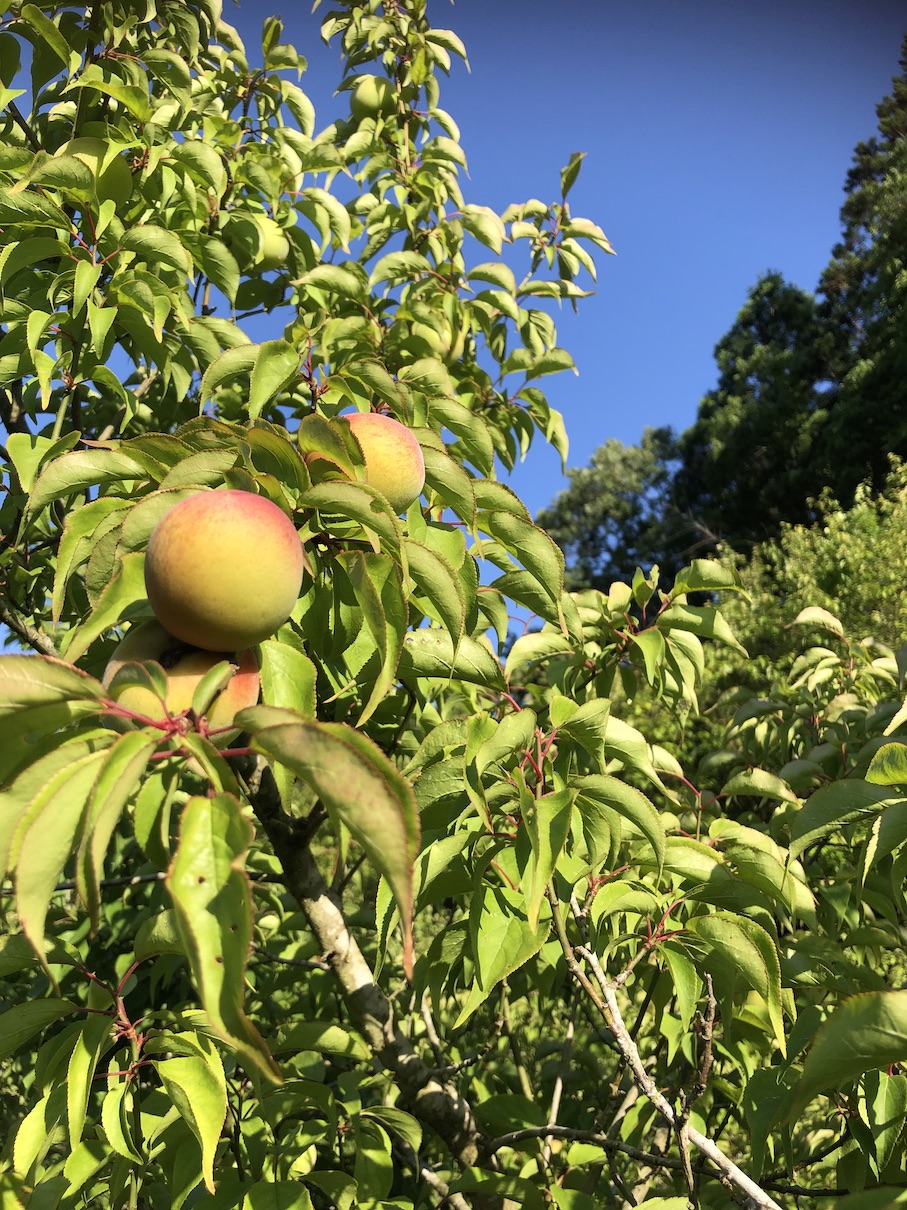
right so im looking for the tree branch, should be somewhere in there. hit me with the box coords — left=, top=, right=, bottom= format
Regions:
left=0, top=597, right=60, bottom=657
left=235, top=754, right=489, bottom=1172
left=576, top=945, right=783, bottom=1210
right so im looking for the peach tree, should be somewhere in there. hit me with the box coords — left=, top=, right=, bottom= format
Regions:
left=3, top=3, right=907, bottom=1208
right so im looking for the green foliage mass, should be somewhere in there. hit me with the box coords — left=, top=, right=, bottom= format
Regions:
left=3, top=5, right=907, bottom=1210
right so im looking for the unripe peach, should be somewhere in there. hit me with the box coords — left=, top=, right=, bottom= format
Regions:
left=255, top=216, right=290, bottom=272
left=144, top=490, right=304, bottom=651
left=103, top=619, right=260, bottom=732
left=59, top=137, right=132, bottom=206
left=350, top=76, right=395, bottom=121
left=345, top=412, right=425, bottom=515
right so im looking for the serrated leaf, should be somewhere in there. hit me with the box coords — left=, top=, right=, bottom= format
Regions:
left=404, top=538, right=467, bottom=645
left=240, top=709, right=420, bottom=976
left=791, top=606, right=845, bottom=637
left=0, top=999, right=77, bottom=1061
left=344, top=550, right=408, bottom=726
left=455, top=885, right=547, bottom=1027
left=60, top=550, right=148, bottom=663
left=790, top=780, right=903, bottom=858
left=67, top=1008, right=113, bottom=1151
left=271, top=1021, right=370, bottom=1060
left=867, top=743, right=907, bottom=787
left=669, top=559, right=745, bottom=597
left=26, top=448, right=152, bottom=518
left=248, top=340, right=301, bottom=419
left=0, top=654, right=105, bottom=715
left=790, top=992, right=907, bottom=1122
left=573, top=775, right=665, bottom=872
left=166, top=794, right=280, bottom=1082
left=690, top=912, right=785, bottom=1054
left=521, top=786, right=574, bottom=930
left=14, top=748, right=110, bottom=969
left=120, top=225, right=190, bottom=271
left=721, top=767, right=798, bottom=804
left=398, top=628, right=505, bottom=690
left=299, top=480, right=403, bottom=554
left=76, top=730, right=160, bottom=929
left=154, top=1035, right=227, bottom=1193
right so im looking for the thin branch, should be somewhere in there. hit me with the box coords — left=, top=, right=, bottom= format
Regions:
left=233, top=753, right=491, bottom=1176
left=0, top=598, right=60, bottom=656
left=576, top=945, right=783, bottom=1210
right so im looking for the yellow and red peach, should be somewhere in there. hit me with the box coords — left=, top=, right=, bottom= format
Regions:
left=144, top=489, right=304, bottom=651
left=103, top=619, right=260, bottom=731
left=345, top=412, right=425, bottom=515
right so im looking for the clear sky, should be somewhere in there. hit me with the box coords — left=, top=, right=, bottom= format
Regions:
left=231, top=0, right=906, bottom=518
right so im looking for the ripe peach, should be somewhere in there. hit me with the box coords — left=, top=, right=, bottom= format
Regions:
left=345, top=412, right=425, bottom=515
left=144, top=490, right=304, bottom=651
left=103, top=619, right=260, bottom=732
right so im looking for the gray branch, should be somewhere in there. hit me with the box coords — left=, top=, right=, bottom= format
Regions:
left=235, top=754, right=488, bottom=1172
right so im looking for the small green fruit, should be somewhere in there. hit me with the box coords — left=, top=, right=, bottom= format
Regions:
left=256, top=216, right=290, bottom=272
left=59, top=137, right=132, bottom=205
left=350, top=76, right=395, bottom=121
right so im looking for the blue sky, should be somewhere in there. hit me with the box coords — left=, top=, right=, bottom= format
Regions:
left=230, top=0, right=907, bottom=517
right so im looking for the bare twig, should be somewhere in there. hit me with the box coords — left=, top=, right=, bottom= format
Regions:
left=576, top=945, right=783, bottom=1210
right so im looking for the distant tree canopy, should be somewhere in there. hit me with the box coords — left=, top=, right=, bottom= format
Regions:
left=540, top=35, right=907, bottom=590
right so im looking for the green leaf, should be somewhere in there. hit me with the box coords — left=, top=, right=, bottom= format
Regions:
left=690, top=912, right=785, bottom=1055
left=867, top=743, right=907, bottom=787
left=0, top=654, right=105, bottom=715
left=455, top=885, right=548, bottom=1027
left=60, top=550, right=148, bottom=663
left=721, top=767, right=799, bottom=804
left=344, top=550, right=408, bottom=726
left=199, top=343, right=257, bottom=407
left=657, top=602, right=747, bottom=655
left=26, top=448, right=153, bottom=518
left=560, top=151, right=585, bottom=199
left=790, top=780, right=904, bottom=858
left=248, top=340, right=301, bottom=419
left=67, top=1007, right=114, bottom=1151
left=864, top=1071, right=907, bottom=1174
left=669, top=559, right=745, bottom=597
left=572, top=775, right=665, bottom=872
left=791, top=605, right=845, bottom=637
left=404, top=538, right=467, bottom=645
left=166, top=794, right=280, bottom=1082
left=790, top=992, right=907, bottom=1121
left=14, top=748, right=110, bottom=969
left=397, top=628, right=506, bottom=690
left=120, top=225, right=191, bottom=272
left=76, top=730, right=160, bottom=929
left=299, top=480, right=403, bottom=554
left=521, top=786, right=574, bottom=930
left=241, top=709, right=420, bottom=976
left=154, top=1034, right=227, bottom=1194
left=259, top=640, right=317, bottom=719
left=0, top=999, right=77, bottom=1061
left=271, top=1021, right=370, bottom=1061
